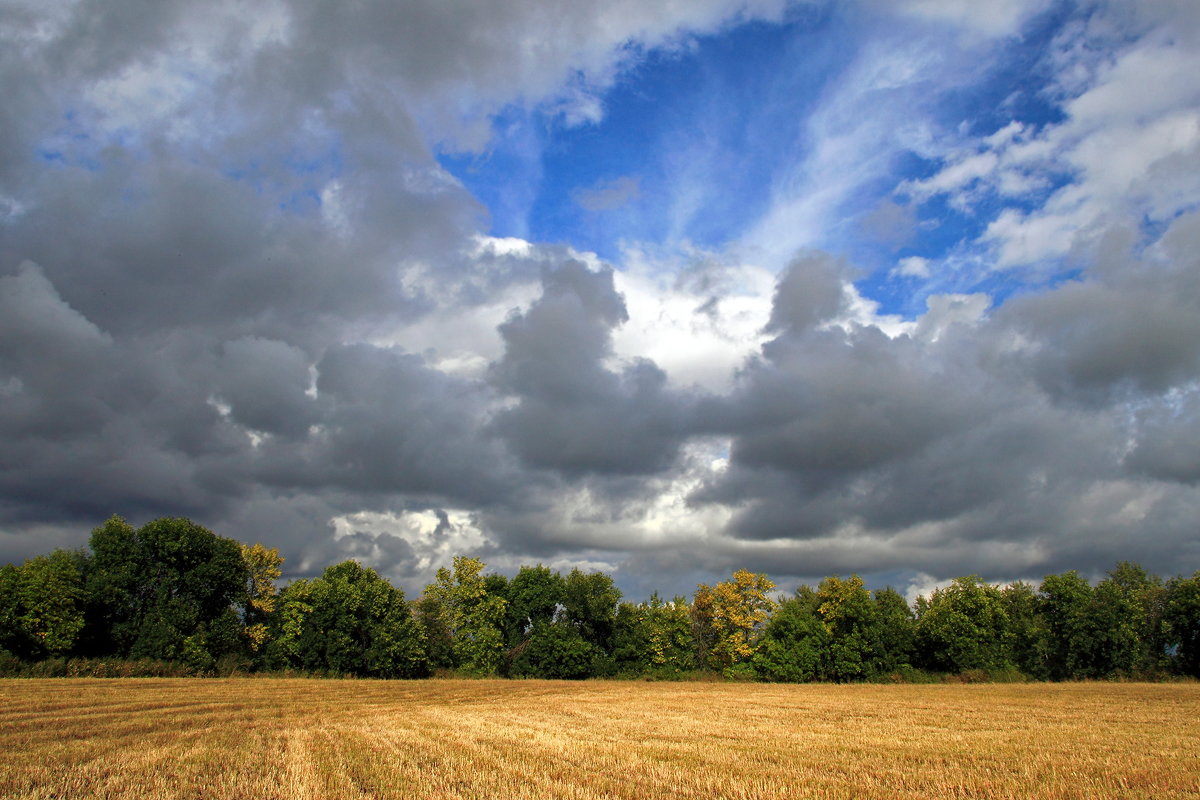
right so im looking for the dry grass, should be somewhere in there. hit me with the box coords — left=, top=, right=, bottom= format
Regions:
left=1, top=679, right=1197, bottom=799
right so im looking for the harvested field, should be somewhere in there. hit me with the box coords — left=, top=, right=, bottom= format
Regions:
left=1, top=679, right=1197, bottom=799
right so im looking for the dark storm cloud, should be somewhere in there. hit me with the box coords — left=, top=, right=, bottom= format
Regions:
left=0, top=263, right=251, bottom=524
left=0, top=0, right=564, bottom=564
left=489, top=261, right=694, bottom=476
left=276, top=342, right=512, bottom=504
left=1001, top=278, right=1200, bottom=405
left=2, top=153, right=459, bottom=345
left=685, top=214, right=1200, bottom=579
left=1125, top=394, right=1200, bottom=486
left=0, top=0, right=628, bottom=584
left=215, top=337, right=318, bottom=440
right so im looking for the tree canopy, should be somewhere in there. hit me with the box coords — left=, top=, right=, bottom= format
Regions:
left=2, top=515, right=1199, bottom=682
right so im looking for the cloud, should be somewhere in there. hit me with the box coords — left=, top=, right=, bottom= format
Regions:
left=859, top=199, right=920, bottom=249
left=906, top=16, right=1200, bottom=268
left=2, top=0, right=1200, bottom=598
left=684, top=210, right=1200, bottom=579
left=893, top=256, right=931, bottom=278
left=890, top=0, right=1050, bottom=38
left=610, top=245, right=775, bottom=392
left=740, top=4, right=1018, bottom=269
left=489, top=261, right=694, bottom=476
left=572, top=175, right=641, bottom=212
left=764, top=252, right=851, bottom=335
left=1125, top=391, right=1200, bottom=486
left=997, top=211, right=1200, bottom=404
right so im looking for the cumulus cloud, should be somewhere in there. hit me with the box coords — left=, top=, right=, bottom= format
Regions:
left=681, top=207, right=1200, bottom=580
left=489, top=261, right=694, bottom=476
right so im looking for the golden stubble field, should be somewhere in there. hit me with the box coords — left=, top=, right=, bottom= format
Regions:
left=1, top=679, right=1197, bottom=800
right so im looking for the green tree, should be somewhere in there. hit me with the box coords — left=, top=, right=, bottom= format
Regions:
left=815, top=575, right=878, bottom=681
left=1100, top=562, right=1166, bottom=675
left=1038, top=571, right=1094, bottom=680
left=915, top=576, right=1014, bottom=674
left=79, top=516, right=248, bottom=666
left=76, top=515, right=142, bottom=656
left=0, top=550, right=85, bottom=659
left=422, top=556, right=507, bottom=675
left=753, top=587, right=828, bottom=682
left=1085, top=577, right=1141, bottom=677
left=508, top=619, right=597, bottom=679
left=0, top=563, right=17, bottom=658
left=561, top=568, right=622, bottom=673
left=504, top=564, right=565, bottom=648
left=1037, top=569, right=1151, bottom=679
left=264, top=578, right=315, bottom=669
left=871, top=587, right=916, bottom=676
left=413, top=593, right=454, bottom=670
left=1163, top=571, right=1200, bottom=677
left=613, top=593, right=695, bottom=677
left=1002, top=581, right=1047, bottom=679
left=265, top=561, right=427, bottom=678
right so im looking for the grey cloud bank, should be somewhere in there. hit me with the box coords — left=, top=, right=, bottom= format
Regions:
left=2, top=0, right=1199, bottom=598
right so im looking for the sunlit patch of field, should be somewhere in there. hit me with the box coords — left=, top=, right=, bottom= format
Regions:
left=1, top=679, right=1197, bottom=799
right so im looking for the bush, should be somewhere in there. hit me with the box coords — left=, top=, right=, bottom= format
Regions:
left=722, top=663, right=759, bottom=682
left=0, top=649, right=22, bottom=676
left=941, top=667, right=1029, bottom=684
left=875, top=666, right=941, bottom=684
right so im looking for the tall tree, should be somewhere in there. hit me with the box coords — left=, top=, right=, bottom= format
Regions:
left=1100, top=562, right=1166, bottom=675
left=421, top=556, right=507, bottom=675
left=79, top=516, right=248, bottom=667
left=504, top=564, right=565, bottom=648
left=1163, top=571, right=1200, bottom=677
left=413, top=593, right=454, bottom=670
left=692, top=569, right=775, bottom=672
left=265, top=578, right=315, bottom=670
left=753, top=587, right=828, bottom=682
left=265, top=561, right=427, bottom=678
left=0, top=550, right=85, bottom=660
left=508, top=619, right=597, bottom=679
left=915, top=576, right=1014, bottom=674
left=561, top=568, right=622, bottom=669
left=1038, top=571, right=1094, bottom=680
left=1002, top=581, right=1047, bottom=678
left=240, top=543, right=283, bottom=657
left=613, top=593, right=695, bottom=676
left=871, top=587, right=916, bottom=676
left=815, top=575, right=878, bottom=681
left=0, top=563, right=17, bottom=657
left=1085, top=576, right=1142, bottom=677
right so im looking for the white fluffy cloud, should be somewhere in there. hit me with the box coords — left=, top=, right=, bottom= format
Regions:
left=905, top=18, right=1200, bottom=268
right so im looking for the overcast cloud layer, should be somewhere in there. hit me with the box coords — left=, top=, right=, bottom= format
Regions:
left=2, top=0, right=1199, bottom=600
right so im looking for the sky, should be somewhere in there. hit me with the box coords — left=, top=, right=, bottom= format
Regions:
left=2, top=0, right=1199, bottom=602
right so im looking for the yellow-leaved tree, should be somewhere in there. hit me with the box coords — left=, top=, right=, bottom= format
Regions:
left=692, top=568, right=776, bottom=672
left=240, top=543, right=283, bottom=653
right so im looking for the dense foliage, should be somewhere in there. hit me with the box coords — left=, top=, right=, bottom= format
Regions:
left=3, top=515, right=1199, bottom=681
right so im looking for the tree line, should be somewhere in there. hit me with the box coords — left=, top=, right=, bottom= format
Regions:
left=2, top=515, right=1199, bottom=681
